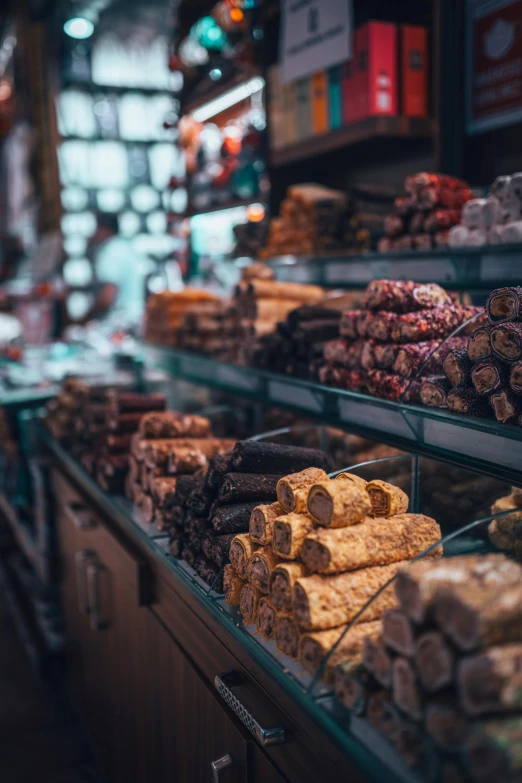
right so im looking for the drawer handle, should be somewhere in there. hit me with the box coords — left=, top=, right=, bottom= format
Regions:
left=210, top=754, right=233, bottom=782
left=74, top=550, right=92, bottom=614
left=86, top=561, right=109, bottom=631
left=215, top=670, right=285, bottom=747
left=65, top=502, right=96, bottom=531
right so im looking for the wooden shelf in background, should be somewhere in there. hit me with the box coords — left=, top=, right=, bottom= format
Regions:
left=269, top=116, right=437, bottom=168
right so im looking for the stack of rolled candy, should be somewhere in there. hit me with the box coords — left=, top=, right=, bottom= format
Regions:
left=488, top=485, right=522, bottom=556
left=377, top=172, right=472, bottom=253
left=225, top=465, right=442, bottom=688
left=319, top=278, right=482, bottom=402
left=167, top=440, right=333, bottom=591
left=333, top=553, right=522, bottom=783
left=440, top=286, right=522, bottom=423
left=449, top=172, right=522, bottom=248
left=144, top=289, right=221, bottom=347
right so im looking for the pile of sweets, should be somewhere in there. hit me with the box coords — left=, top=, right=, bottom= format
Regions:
left=144, top=289, right=221, bottom=348
left=449, top=172, right=522, bottom=247
left=257, top=183, right=370, bottom=259
left=440, top=286, right=522, bottom=423
left=488, top=485, right=522, bottom=556
left=334, top=553, right=522, bottom=783
left=319, top=279, right=482, bottom=402
left=224, top=466, right=441, bottom=684
left=377, top=172, right=473, bottom=253
left=166, top=440, right=333, bottom=591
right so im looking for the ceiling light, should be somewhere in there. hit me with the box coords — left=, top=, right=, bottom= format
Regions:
left=63, top=18, right=94, bottom=40
left=209, top=68, right=222, bottom=81
left=192, top=77, right=265, bottom=122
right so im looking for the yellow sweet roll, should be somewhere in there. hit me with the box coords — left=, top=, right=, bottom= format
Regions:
left=276, top=467, right=329, bottom=513
left=272, top=513, right=315, bottom=560
left=299, top=620, right=382, bottom=681
left=245, top=546, right=280, bottom=594
left=366, top=480, right=409, bottom=517
left=307, top=476, right=371, bottom=528
left=334, top=472, right=368, bottom=491
left=249, top=501, right=285, bottom=545
left=239, top=583, right=263, bottom=625
left=301, top=514, right=442, bottom=574
left=230, top=533, right=259, bottom=579
left=223, top=564, right=244, bottom=606
left=269, top=562, right=308, bottom=612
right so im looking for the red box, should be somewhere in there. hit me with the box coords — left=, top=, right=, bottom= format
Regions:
left=358, top=21, right=398, bottom=118
left=342, top=57, right=357, bottom=124
left=401, top=25, right=428, bottom=117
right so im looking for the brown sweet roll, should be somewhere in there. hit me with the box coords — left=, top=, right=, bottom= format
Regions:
left=274, top=615, right=301, bottom=659
left=194, top=555, right=222, bottom=590
left=374, top=343, right=400, bottom=369
left=420, top=376, right=452, bottom=407
left=425, top=696, right=469, bottom=752
left=223, top=564, right=244, bottom=606
left=490, top=389, right=522, bottom=424
left=459, top=644, right=522, bottom=717
left=100, top=434, right=133, bottom=455
left=392, top=657, right=424, bottom=722
left=212, top=502, right=260, bottom=534
left=510, top=361, right=522, bottom=393
left=382, top=610, right=417, bottom=657
left=468, top=324, right=493, bottom=362
left=269, top=562, right=307, bottom=612
left=486, top=286, right=522, bottom=325
left=276, top=467, right=329, bottom=513
left=108, top=392, right=166, bottom=416
left=229, top=533, right=259, bottom=579
left=142, top=438, right=217, bottom=470
left=471, top=358, right=508, bottom=395
left=307, top=476, right=371, bottom=528
left=414, top=631, right=454, bottom=692
left=186, top=485, right=214, bottom=516
left=239, top=583, right=263, bottom=625
left=363, top=280, right=451, bottom=313
left=301, top=514, right=441, bottom=575
left=230, top=440, right=333, bottom=475
left=299, top=620, right=381, bottom=681
left=360, top=340, right=377, bottom=370
left=366, top=311, right=398, bottom=341
left=491, top=322, right=522, bottom=362
left=168, top=531, right=184, bottom=558
left=272, top=513, right=315, bottom=560
left=365, top=370, right=421, bottom=403
left=201, top=531, right=215, bottom=562
left=363, top=636, right=394, bottom=688
left=181, top=543, right=198, bottom=568
left=447, top=387, right=490, bottom=417
left=366, top=480, right=408, bottom=517
left=319, top=366, right=369, bottom=393
left=150, top=476, right=177, bottom=508
left=106, top=412, right=143, bottom=434
left=393, top=338, right=467, bottom=379
left=256, top=597, right=278, bottom=640
left=333, top=472, right=368, bottom=491
left=185, top=515, right=207, bottom=551
left=204, top=453, right=232, bottom=492
left=323, top=339, right=362, bottom=369
left=366, top=690, right=402, bottom=737
left=394, top=554, right=522, bottom=624
left=218, top=473, right=281, bottom=504
left=339, top=310, right=363, bottom=340
left=334, top=662, right=379, bottom=715
left=245, top=546, right=279, bottom=594
left=391, top=305, right=481, bottom=344
left=443, top=348, right=472, bottom=387
left=210, top=534, right=235, bottom=568
left=491, top=495, right=522, bottom=537
left=293, top=562, right=402, bottom=631
left=392, top=722, right=440, bottom=780
left=249, top=502, right=284, bottom=545
left=138, top=411, right=211, bottom=439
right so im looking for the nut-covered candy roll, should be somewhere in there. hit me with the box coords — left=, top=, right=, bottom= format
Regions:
left=218, top=473, right=281, bottom=504
left=299, top=620, right=381, bottom=681
left=366, top=480, right=409, bottom=517
left=334, top=662, right=378, bottom=715
left=490, top=389, right=522, bottom=424
left=367, top=311, right=399, bottom=341
left=374, top=343, right=400, bottom=369
left=245, top=546, right=279, bottom=594
left=491, top=322, right=522, bottom=362
left=210, top=533, right=236, bottom=568
left=269, top=562, right=308, bottom=611
left=362, top=280, right=451, bottom=313
left=249, top=502, right=284, bottom=545
left=239, top=583, right=263, bottom=625
left=301, top=514, right=441, bottom=575
left=420, top=376, right=452, bottom=407
left=294, top=562, right=402, bottom=631
left=230, top=440, right=333, bottom=476
left=307, top=476, right=371, bottom=528
left=491, top=495, right=522, bottom=537
left=229, top=533, right=259, bottom=579
left=256, top=597, right=278, bottom=640
left=340, top=310, right=363, bottom=340
left=273, top=513, right=315, bottom=560
left=393, top=338, right=467, bottom=379
left=447, top=387, right=490, bottom=417
left=139, top=411, right=211, bottom=439
left=468, top=325, right=493, bottom=361
left=391, top=305, right=481, bottom=344
left=365, top=370, right=421, bottom=403
left=471, top=358, right=507, bottom=395
left=212, top=502, right=260, bottom=534
left=224, top=564, right=244, bottom=606
left=486, top=286, right=522, bottom=325
left=276, top=467, right=329, bottom=513
left=443, top=348, right=472, bottom=387
left=274, top=615, right=301, bottom=659
left=510, top=361, right=522, bottom=393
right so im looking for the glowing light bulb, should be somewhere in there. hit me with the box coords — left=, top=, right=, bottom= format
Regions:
left=63, top=17, right=94, bottom=40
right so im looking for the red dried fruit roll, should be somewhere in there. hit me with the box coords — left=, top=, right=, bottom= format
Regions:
left=393, top=337, right=467, bottom=379
left=405, top=173, right=470, bottom=195
left=339, top=311, right=361, bottom=340
left=491, top=322, right=522, bottom=362
left=509, top=362, right=522, bottom=394
left=366, top=370, right=421, bottom=403
left=362, top=280, right=451, bottom=313
left=367, top=311, right=399, bottom=341
left=323, top=339, right=365, bottom=369
left=361, top=340, right=377, bottom=370
left=447, top=388, right=491, bottom=418
left=423, top=210, right=462, bottom=233
left=391, top=305, right=481, bottom=344
left=490, top=389, right=522, bottom=424
left=356, top=311, right=372, bottom=338
left=486, top=287, right=522, bottom=325
left=420, top=376, right=452, bottom=407
left=471, top=358, right=508, bottom=396
left=468, top=325, right=493, bottom=362
left=384, top=214, right=405, bottom=238
left=394, top=197, right=414, bottom=215
left=374, top=343, right=400, bottom=369
left=443, top=348, right=472, bottom=387
left=409, top=212, right=425, bottom=234
left=418, top=187, right=471, bottom=211
left=319, top=366, right=369, bottom=393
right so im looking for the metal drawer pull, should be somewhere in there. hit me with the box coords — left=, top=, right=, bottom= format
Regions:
left=215, top=671, right=285, bottom=747
left=86, top=561, right=108, bottom=631
left=74, top=551, right=91, bottom=614
left=65, top=502, right=96, bottom=531
left=210, top=754, right=233, bottom=782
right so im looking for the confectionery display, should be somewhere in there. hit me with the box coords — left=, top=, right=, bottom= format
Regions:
left=449, top=172, right=522, bottom=247
left=144, top=289, right=221, bottom=348
left=258, top=183, right=370, bottom=259
left=377, top=173, right=472, bottom=253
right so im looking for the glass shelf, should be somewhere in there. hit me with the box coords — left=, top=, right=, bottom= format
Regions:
left=141, top=343, right=522, bottom=485
left=265, top=242, right=522, bottom=290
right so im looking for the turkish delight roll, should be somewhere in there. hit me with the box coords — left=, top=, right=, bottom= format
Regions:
left=486, top=286, right=522, bottom=325
left=212, top=502, right=260, bottom=534
left=301, top=514, right=441, bottom=575
left=365, top=370, right=421, bottom=402
left=210, top=533, right=236, bottom=568
left=276, top=467, right=329, bottom=513
left=239, top=583, right=263, bottom=625
left=490, top=389, right=522, bottom=423
left=246, top=546, right=279, bottom=594
left=249, top=501, right=284, bottom=545
left=382, top=610, right=417, bottom=657
left=256, top=597, right=279, bottom=640
left=394, top=338, right=467, bottom=379
left=229, top=533, right=259, bottom=579
left=459, top=644, right=522, bottom=716
left=294, top=562, right=402, bottom=630
left=443, top=348, right=472, bottom=387
left=491, top=322, right=522, bottom=362
left=391, top=305, right=480, bottom=344
left=447, top=387, right=490, bottom=417
left=138, top=411, right=211, bottom=439
left=367, top=311, right=399, bottom=342
left=340, top=310, right=362, bottom=340
left=414, top=631, right=455, bottom=692
left=274, top=615, right=301, bottom=659
left=392, top=657, right=424, bottom=721
left=363, top=636, right=394, bottom=688
left=269, top=562, right=308, bottom=612
left=273, top=513, right=315, bottom=560
left=471, top=358, right=508, bottom=395
left=307, top=476, right=371, bottom=528
left=224, top=564, right=244, bottom=606
left=510, top=361, right=522, bottom=393
left=374, top=343, right=400, bottom=369
left=468, top=325, right=493, bottom=361
left=218, top=472, right=281, bottom=504
left=366, top=480, right=408, bottom=517
left=299, top=620, right=381, bottom=681
left=230, top=441, right=333, bottom=475
left=205, top=453, right=232, bottom=491
left=420, top=376, right=452, bottom=407
left=362, top=280, right=451, bottom=313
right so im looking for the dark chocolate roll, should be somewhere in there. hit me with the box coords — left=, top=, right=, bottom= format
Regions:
left=443, top=348, right=472, bottom=387
left=107, top=412, right=144, bottom=434
left=174, top=475, right=206, bottom=506
left=294, top=319, right=340, bottom=344
left=230, top=441, right=333, bottom=475
left=468, top=325, right=493, bottom=362
left=490, top=389, right=522, bottom=424
left=211, top=533, right=236, bottom=567
left=109, top=392, right=166, bottom=416
left=287, top=305, right=341, bottom=330
left=211, top=502, right=260, bottom=534
left=186, top=487, right=215, bottom=516
left=420, top=376, right=452, bottom=408
left=204, top=454, right=233, bottom=492
left=510, top=362, right=522, bottom=394
left=181, top=543, right=198, bottom=568
left=185, top=514, right=208, bottom=550
left=486, top=286, right=522, bottom=325
left=471, top=359, right=508, bottom=396
left=218, top=473, right=281, bottom=504
left=168, top=531, right=184, bottom=558
left=447, top=387, right=491, bottom=417
left=491, top=323, right=522, bottom=363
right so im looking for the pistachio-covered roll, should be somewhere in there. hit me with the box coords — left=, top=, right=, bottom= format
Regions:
left=269, top=562, right=308, bottom=611
left=223, top=564, right=244, bottom=606
left=245, top=546, right=279, bottom=594
left=229, top=533, right=259, bottom=579
left=256, top=597, right=278, bottom=640
left=307, top=477, right=371, bottom=528
left=299, top=620, right=381, bottom=681
left=276, top=467, right=329, bottom=513
left=272, top=513, right=315, bottom=560
left=274, top=615, right=301, bottom=659
left=366, top=480, right=409, bottom=517
left=249, top=501, right=284, bottom=545
left=239, top=583, right=262, bottom=625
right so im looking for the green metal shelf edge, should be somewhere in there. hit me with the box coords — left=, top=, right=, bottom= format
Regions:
left=37, top=425, right=400, bottom=783
left=0, top=385, right=59, bottom=410
left=141, top=343, right=522, bottom=486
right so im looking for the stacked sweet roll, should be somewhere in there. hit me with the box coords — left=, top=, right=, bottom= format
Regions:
left=320, top=279, right=481, bottom=402
left=334, top=553, right=522, bottom=782
left=144, top=289, right=221, bottom=347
